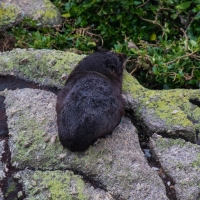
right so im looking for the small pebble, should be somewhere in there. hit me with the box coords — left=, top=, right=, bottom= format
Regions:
left=167, top=181, right=171, bottom=186
left=151, top=167, right=159, bottom=171
left=161, top=174, right=166, bottom=179
left=17, top=191, right=23, bottom=198
left=143, top=149, right=151, bottom=158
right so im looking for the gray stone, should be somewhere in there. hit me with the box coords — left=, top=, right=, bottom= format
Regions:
left=0, top=48, right=84, bottom=88
left=0, top=191, right=3, bottom=200
left=122, top=74, right=200, bottom=143
left=0, top=140, right=5, bottom=199
left=0, top=140, right=5, bottom=180
left=1, top=0, right=61, bottom=27
left=0, top=2, right=24, bottom=31
left=149, top=134, right=200, bottom=200
left=16, top=169, right=114, bottom=200
left=2, top=48, right=200, bottom=198
left=4, top=88, right=168, bottom=200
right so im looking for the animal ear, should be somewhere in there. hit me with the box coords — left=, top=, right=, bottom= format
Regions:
left=116, top=53, right=127, bottom=63
left=116, top=53, right=127, bottom=69
left=97, top=47, right=108, bottom=52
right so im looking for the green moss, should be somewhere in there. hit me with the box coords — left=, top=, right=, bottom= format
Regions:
left=35, top=9, right=57, bottom=23
left=0, top=49, right=84, bottom=88
left=71, top=143, right=113, bottom=177
left=154, top=137, right=186, bottom=150
left=44, top=9, right=57, bottom=20
left=44, top=0, right=58, bottom=20
left=32, top=0, right=60, bottom=25
left=122, top=70, right=199, bottom=141
left=122, top=71, right=147, bottom=99
left=141, top=91, right=192, bottom=128
left=74, top=176, right=87, bottom=200
left=5, top=177, right=17, bottom=198
left=0, top=3, right=21, bottom=26
left=2, top=49, right=199, bottom=142
left=154, top=101, right=192, bottom=128
left=12, top=116, right=65, bottom=169
left=22, top=171, right=88, bottom=200
left=191, top=154, right=200, bottom=170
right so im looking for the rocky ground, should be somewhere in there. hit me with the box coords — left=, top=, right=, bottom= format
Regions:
left=0, top=49, right=199, bottom=200
left=0, top=1, right=200, bottom=198
left=1, top=81, right=170, bottom=199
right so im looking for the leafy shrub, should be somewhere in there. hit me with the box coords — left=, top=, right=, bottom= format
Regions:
left=8, top=0, right=200, bottom=89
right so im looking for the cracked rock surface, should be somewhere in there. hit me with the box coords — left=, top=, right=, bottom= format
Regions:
left=0, top=140, right=5, bottom=198
left=123, top=75, right=200, bottom=143
left=1, top=49, right=200, bottom=142
left=3, top=88, right=168, bottom=199
left=1, top=49, right=200, bottom=199
left=150, top=134, right=200, bottom=200
left=0, top=140, right=5, bottom=179
left=16, top=170, right=114, bottom=200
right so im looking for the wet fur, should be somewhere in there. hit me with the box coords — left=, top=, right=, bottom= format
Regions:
left=56, top=51, right=126, bottom=151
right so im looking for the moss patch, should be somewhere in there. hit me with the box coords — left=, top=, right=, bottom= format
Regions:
left=0, top=49, right=84, bottom=88
left=0, top=3, right=23, bottom=29
left=19, top=170, right=88, bottom=200
left=43, top=0, right=59, bottom=20
left=152, top=136, right=186, bottom=151
left=11, top=116, right=64, bottom=169
left=31, top=0, right=61, bottom=26
left=150, top=135, right=200, bottom=199
left=123, top=71, right=200, bottom=142
left=1, top=49, right=199, bottom=142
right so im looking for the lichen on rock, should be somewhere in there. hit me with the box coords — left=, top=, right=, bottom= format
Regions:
left=17, top=169, right=113, bottom=200
left=1, top=0, right=61, bottom=27
left=123, top=71, right=200, bottom=143
left=1, top=48, right=200, bottom=142
left=150, top=134, right=200, bottom=200
left=34, top=0, right=62, bottom=26
left=0, top=49, right=84, bottom=88
left=0, top=2, right=24, bottom=31
left=4, top=88, right=168, bottom=199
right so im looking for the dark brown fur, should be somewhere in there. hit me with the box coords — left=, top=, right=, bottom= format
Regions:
left=56, top=51, right=126, bottom=151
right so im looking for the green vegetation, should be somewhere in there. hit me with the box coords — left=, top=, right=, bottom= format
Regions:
left=6, top=0, right=200, bottom=89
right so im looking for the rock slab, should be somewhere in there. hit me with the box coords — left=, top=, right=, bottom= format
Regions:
left=1, top=0, right=61, bottom=27
left=150, top=134, right=200, bottom=200
left=16, top=169, right=113, bottom=200
left=0, top=2, right=24, bottom=31
left=4, top=88, right=168, bottom=200
left=1, top=49, right=200, bottom=143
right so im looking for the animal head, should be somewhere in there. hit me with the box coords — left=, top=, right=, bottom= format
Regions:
left=73, top=51, right=127, bottom=81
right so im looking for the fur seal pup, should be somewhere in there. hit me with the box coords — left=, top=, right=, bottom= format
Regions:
left=56, top=51, right=126, bottom=151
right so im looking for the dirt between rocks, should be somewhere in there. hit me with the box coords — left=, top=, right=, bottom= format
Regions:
left=0, top=32, right=16, bottom=52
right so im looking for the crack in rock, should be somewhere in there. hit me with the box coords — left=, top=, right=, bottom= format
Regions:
left=150, top=133, right=200, bottom=200
left=4, top=88, right=168, bottom=200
